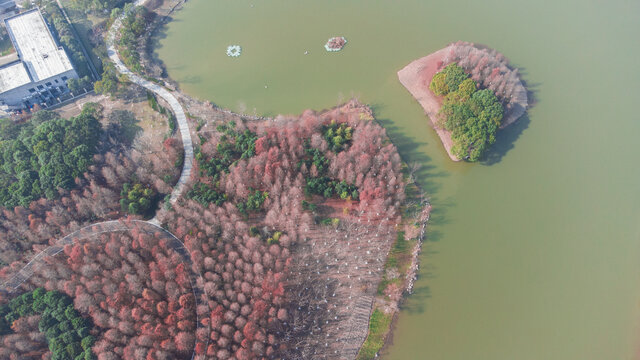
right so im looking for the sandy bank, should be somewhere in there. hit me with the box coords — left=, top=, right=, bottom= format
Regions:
left=397, top=46, right=460, bottom=161
left=398, top=43, right=529, bottom=162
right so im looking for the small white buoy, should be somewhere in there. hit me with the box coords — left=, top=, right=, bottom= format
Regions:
left=226, top=45, right=242, bottom=57
left=264, top=85, right=268, bottom=89
left=304, top=50, right=309, bottom=55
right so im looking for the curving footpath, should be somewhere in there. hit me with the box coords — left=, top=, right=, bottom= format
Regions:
left=1, top=220, right=210, bottom=359
left=1, top=2, right=207, bottom=358
left=107, top=0, right=194, bottom=224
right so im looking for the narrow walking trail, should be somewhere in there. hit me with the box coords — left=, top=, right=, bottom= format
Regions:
left=107, top=0, right=194, bottom=224
left=2, top=0, right=195, bottom=295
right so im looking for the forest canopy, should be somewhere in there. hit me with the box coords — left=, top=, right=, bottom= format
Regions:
left=0, top=288, right=97, bottom=360
left=0, top=105, right=102, bottom=207
left=431, top=63, right=504, bottom=161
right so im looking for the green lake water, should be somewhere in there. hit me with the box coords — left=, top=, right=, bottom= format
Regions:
left=156, top=0, right=640, bottom=358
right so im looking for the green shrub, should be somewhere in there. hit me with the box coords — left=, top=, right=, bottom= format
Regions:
left=322, top=120, right=353, bottom=152
left=430, top=63, right=504, bottom=161
left=306, top=177, right=359, bottom=200
left=120, top=183, right=156, bottom=215
left=237, top=189, right=268, bottom=216
left=429, top=72, right=448, bottom=95
left=0, top=104, right=101, bottom=207
left=249, top=226, right=260, bottom=237
left=302, top=200, right=317, bottom=212
left=197, top=121, right=258, bottom=181
left=267, top=231, right=282, bottom=245
left=188, top=183, right=227, bottom=206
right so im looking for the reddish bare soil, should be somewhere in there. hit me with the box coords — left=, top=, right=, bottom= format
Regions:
left=397, top=46, right=459, bottom=161
left=398, top=42, right=528, bottom=162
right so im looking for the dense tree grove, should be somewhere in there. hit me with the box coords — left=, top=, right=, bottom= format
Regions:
left=431, top=63, right=504, bottom=161
left=94, top=4, right=153, bottom=95
left=0, top=109, right=182, bottom=266
left=321, top=120, right=352, bottom=152
left=439, top=41, right=528, bottom=124
left=93, top=62, right=120, bottom=97
left=67, top=77, right=94, bottom=95
left=0, top=101, right=407, bottom=359
left=0, top=105, right=102, bottom=207
left=116, top=5, right=152, bottom=74
left=187, top=183, right=227, bottom=207
left=155, top=100, right=405, bottom=358
left=0, top=288, right=96, bottom=360
left=196, top=121, right=258, bottom=182
left=120, top=183, right=156, bottom=216
left=236, top=189, right=269, bottom=216
left=8, top=222, right=198, bottom=360
left=305, top=177, right=359, bottom=200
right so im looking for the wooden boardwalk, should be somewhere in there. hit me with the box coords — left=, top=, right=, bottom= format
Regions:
left=339, top=295, right=374, bottom=359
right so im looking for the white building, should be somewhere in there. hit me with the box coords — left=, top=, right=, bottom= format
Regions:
left=0, top=8, right=78, bottom=110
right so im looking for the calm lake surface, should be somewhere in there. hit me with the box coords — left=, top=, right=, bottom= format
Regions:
left=156, top=0, right=640, bottom=358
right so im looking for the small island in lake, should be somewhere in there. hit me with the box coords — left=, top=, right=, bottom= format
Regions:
left=398, top=41, right=528, bottom=161
left=325, top=36, right=347, bottom=52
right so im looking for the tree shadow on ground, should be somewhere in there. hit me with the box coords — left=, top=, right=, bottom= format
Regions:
left=108, top=110, right=142, bottom=146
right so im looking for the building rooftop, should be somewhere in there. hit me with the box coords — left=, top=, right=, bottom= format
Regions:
left=0, top=60, right=30, bottom=93
left=4, top=9, right=74, bottom=82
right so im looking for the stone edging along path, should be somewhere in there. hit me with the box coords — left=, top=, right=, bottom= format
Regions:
left=1, top=2, right=207, bottom=358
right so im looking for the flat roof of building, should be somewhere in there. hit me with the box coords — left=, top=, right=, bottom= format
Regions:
left=4, top=9, right=74, bottom=82
left=0, top=60, right=30, bottom=93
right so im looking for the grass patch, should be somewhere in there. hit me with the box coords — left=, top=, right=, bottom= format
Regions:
left=318, top=217, right=340, bottom=227
left=386, top=231, right=408, bottom=269
left=377, top=231, right=411, bottom=295
left=356, top=308, right=392, bottom=360
left=0, top=37, right=14, bottom=56
left=377, top=277, right=402, bottom=296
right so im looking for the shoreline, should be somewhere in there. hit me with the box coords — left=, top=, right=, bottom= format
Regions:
left=397, top=46, right=460, bottom=161
left=397, top=43, right=529, bottom=162
left=137, top=1, right=431, bottom=358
